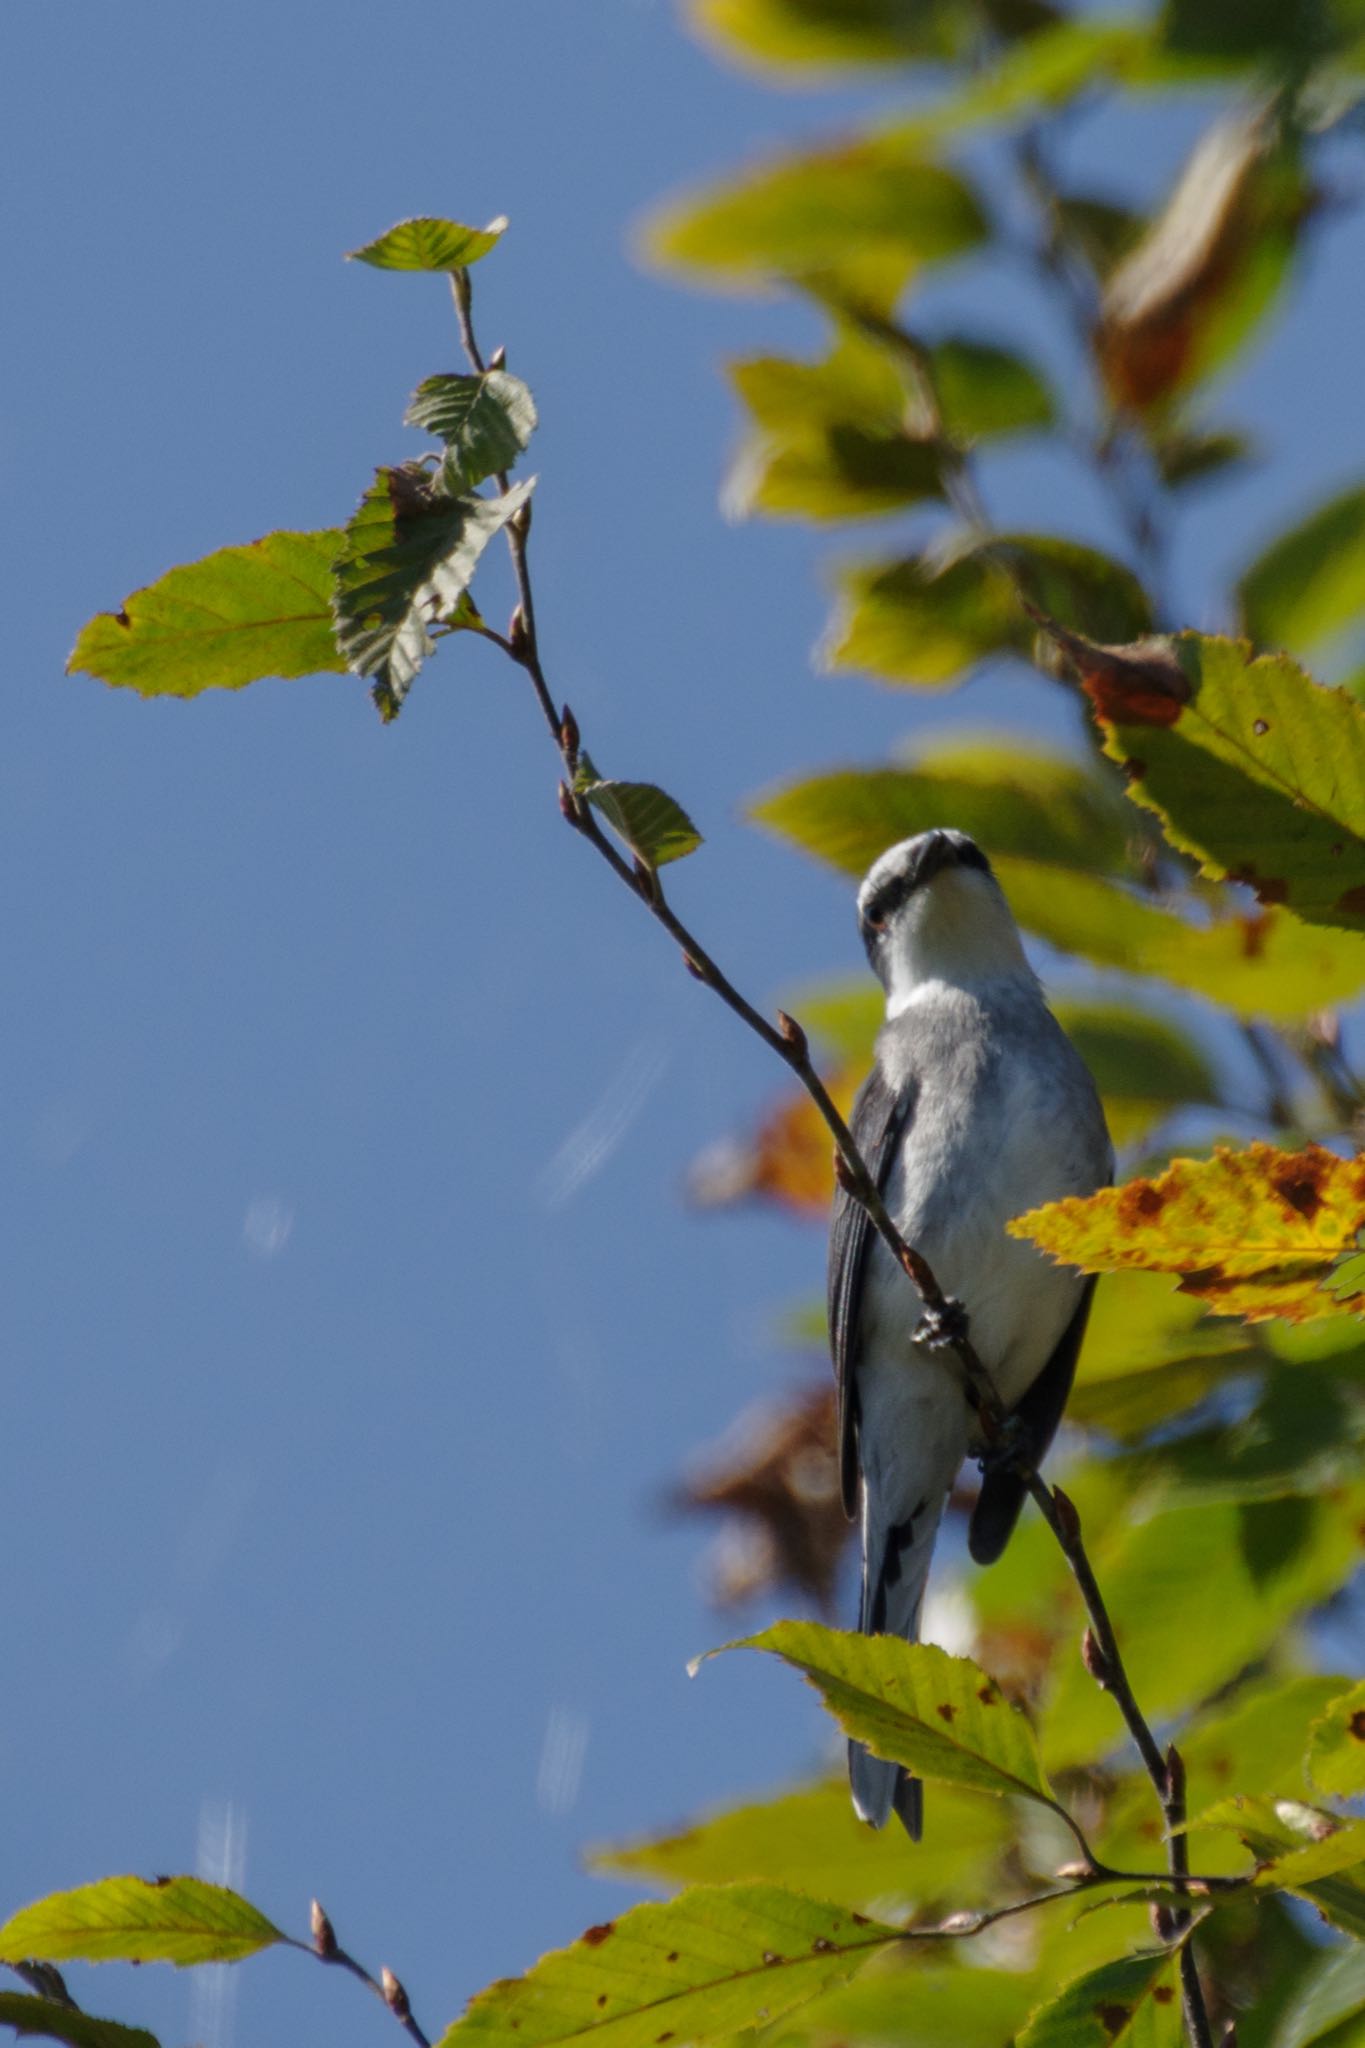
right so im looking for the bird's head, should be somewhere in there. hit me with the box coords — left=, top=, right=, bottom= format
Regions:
left=857, top=829, right=1032, bottom=1012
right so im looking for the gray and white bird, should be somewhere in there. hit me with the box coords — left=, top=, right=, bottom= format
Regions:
left=828, top=828, right=1112, bottom=1839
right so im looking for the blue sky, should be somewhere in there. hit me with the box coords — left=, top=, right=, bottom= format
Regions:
left=4, top=6, right=1365, bottom=2045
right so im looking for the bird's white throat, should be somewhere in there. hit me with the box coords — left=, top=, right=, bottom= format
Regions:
left=879, top=867, right=1034, bottom=1017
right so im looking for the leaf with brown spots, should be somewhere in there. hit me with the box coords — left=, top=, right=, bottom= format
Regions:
left=1068, top=631, right=1365, bottom=936
left=1307, top=1680, right=1365, bottom=1800
left=705, top=1622, right=1060, bottom=1811
left=1010, top=1143, right=1365, bottom=1324
left=434, top=1884, right=898, bottom=2048
left=1016, top=1948, right=1182, bottom=2046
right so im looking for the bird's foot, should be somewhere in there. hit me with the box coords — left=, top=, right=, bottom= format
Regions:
left=912, top=1296, right=970, bottom=1353
left=977, top=1410, right=1032, bottom=1477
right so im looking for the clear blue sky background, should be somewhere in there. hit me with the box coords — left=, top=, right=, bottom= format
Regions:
left=4, top=6, right=1364, bottom=2045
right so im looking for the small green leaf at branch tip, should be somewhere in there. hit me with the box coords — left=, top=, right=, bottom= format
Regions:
left=346, top=215, right=508, bottom=272
left=572, top=752, right=702, bottom=869
left=0, top=1876, right=283, bottom=1967
left=433, top=1882, right=899, bottom=2048
left=706, top=1621, right=1058, bottom=1808
left=331, top=469, right=535, bottom=721
left=0, top=1994, right=160, bottom=2048
left=405, top=371, right=538, bottom=493
left=67, top=530, right=349, bottom=697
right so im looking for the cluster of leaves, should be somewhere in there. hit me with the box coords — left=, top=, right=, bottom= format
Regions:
left=26, top=2, right=1365, bottom=2046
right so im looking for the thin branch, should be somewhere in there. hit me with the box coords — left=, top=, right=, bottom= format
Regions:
left=450, top=268, right=1211, bottom=2040
left=309, top=1899, right=433, bottom=2048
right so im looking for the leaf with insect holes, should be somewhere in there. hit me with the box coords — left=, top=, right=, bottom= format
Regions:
left=405, top=371, right=538, bottom=493
left=1010, top=1142, right=1365, bottom=1323
left=1071, top=631, right=1365, bottom=935
left=0, top=1877, right=283, bottom=1967
left=347, top=216, right=507, bottom=272
left=573, top=753, right=701, bottom=869
left=1307, top=1680, right=1365, bottom=1799
left=67, top=530, right=348, bottom=696
left=433, top=1883, right=899, bottom=2048
left=709, top=1622, right=1059, bottom=1809
left=332, top=468, right=533, bottom=722
left=1016, top=1950, right=1183, bottom=2048
left=0, top=1995, right=160, bottom=2048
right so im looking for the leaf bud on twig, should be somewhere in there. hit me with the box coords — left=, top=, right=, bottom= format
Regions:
left=1150, top=1902, right=1176, bottom=1942
left=508, top=607, right=530, bottom=659
left=310, top=1898, right=337, bottom=1959
left=560, top=703, right=580, bottom=758
left=1081, top=1625, right=1110, bottom=1688
left=776, top=1010, right=808, bottom=1062
left=1050, top=1485, right=1082, bottom=1544
left=1165, top=1743, right=1187, bottom=1808
left=488, top=344, right=507, bottom=370
left=381, top=1967, right=412, bottom=2022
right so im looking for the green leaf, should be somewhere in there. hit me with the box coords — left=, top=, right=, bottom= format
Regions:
left=332, top=468, right=533, bottom=721
left=751, top=739, right=1133, bottom=876
left=1275, top=1942, right=1365, bottom=2048
left=822, top=534, right=1152, bottom=688
left=0, top=1877, right=282, bottom=1967
left=0, top=1996, right=158, bottom=2048
left=1152, top=426, right=1251, bottom=492
left=1308, top=1681, right=1365, bottom=1799
left=929, top=336, right=1055, bottom=440
left=643, top=140, right=987, bottom=306
left=347, top=215, right=507, bottom=272
left=67, top=531, right=348, bottom=697
left=1040, top=1491, right=1365, bottom=1771
left=713, top=1622, right=1058, bottom=1808
left=1079, top=632, right=1365, bottom=935
left=1238, top=484, right=1365, bottom=656
left=1052, top=998, right=1221, bottom=1147
left=574, top=754, right=701, bottom=868
left=1016, top=1950, right=1183, bottom=2048
left=896, top=21, right=1151, bottom=150
left=1197, top=1797, right=1365, bottom=1934
left=1068, top=1268, right=1261, bottom=1439
left=434, top=1884, right=898, bottom=2048
left=405, top=371, right=538, bottom=493
left=587, top=1776, right=1009, bottom=1912
left=687, top=0, right=988, bottom=71
left=1159, top=0, right=1363, bottom=69
left=992, top=858, right=1365, bottom=1021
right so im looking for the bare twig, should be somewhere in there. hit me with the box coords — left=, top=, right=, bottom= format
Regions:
left=309, top=1898, right=432, bottom=2048
left=450, top=269, right=1211, bottom=2039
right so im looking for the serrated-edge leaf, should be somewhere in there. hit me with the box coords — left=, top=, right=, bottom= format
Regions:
left=574, top=756, right=702, bottom=868
left=1307, top=1679, right=1365, bottom=1798
left=0, top=1993, right=160, bottom=2048
left=0, top=1877, right=283, bottom=1967
left=347, top=215, right=508, bottom=272
left=434, top=1883, right=899, bottom=2048
left=332, top=471, right=534, bottom=720
left=405, top=370, right=538, bottom=492
left=67, top=530, right=348, bottom=697
left=1016, top=1948, right=1182, bottom=2047
left=712, top=1622, right=1057, bottom=1807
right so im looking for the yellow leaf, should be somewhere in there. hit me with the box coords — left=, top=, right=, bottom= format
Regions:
left=1010, top=1142, right=1365, bottom=1322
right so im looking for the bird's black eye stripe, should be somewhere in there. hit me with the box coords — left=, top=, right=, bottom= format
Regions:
left=863, top=873, right=911, bottom=930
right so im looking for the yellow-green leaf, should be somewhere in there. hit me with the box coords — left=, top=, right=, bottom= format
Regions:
left=1068, top=1269, right=1260, bottom=1439
left=586, top=1776, right=1009, bottom=1912
left=712, top=1622, right=1058, bottom=1807
left=686, top=0, right=972, bottom=72
left=1016, top=1949, right=1183, bottom=2048
left=1011, top=1142, right=1365, bottom=1323
left=573, top=754, right=702, bottom=869
left=1274, top=1943, right=1365, bottom=2048
left=347, top=215, right=507, bottom=272
left=1197, top=1796, right=1365, bottom=1935
left=435, top=1884, right=898, bottom=2048
left=1307, top=1681, right=1365, bottom=1799
left=0, top=1995, right=158, bottom=2048
left=0, top=1877, right=282, bottom=1967
left=1238, top=483, right=1365, bottom=656
left=67, top=531, right=348, bottom=697
left=1052, top=998, right=1221, bottom=1148
left=1077, top=632, right=1365, bottom=936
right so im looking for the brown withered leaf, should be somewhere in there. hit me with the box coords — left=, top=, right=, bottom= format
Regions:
left=1009, top=1142, right=1365, bottom=1323
left=670, top=1386, right=849, bottom=1612
left=687, top=1069, right=858, bottom=1215
left=1096, top=108, right=1308, bottom=413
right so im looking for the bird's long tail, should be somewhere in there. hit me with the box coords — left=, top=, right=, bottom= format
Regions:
left=848, top=1494, right=942, bottom=1840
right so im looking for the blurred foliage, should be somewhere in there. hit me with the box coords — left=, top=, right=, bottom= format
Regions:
left=43, top=0, right=1365, bottom=2042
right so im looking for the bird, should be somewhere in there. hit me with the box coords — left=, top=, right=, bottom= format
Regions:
left=827, top=828, right=1112, bottom=1839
